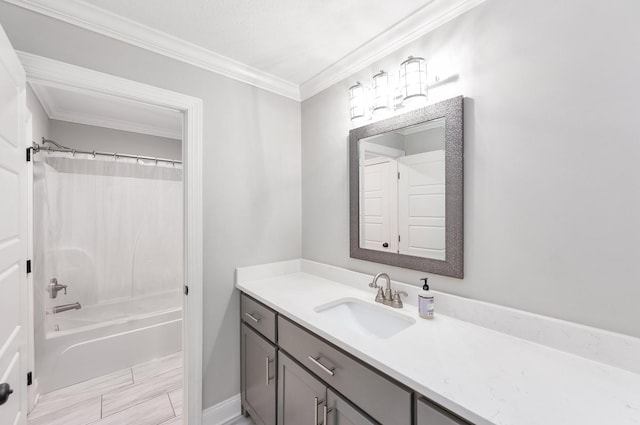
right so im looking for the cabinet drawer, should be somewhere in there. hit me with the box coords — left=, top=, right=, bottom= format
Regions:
left=417, top=397, right=472, bottom=425
left=278, top=316, right=412, bottom=425
left=242, top=293, right=277, bottom=343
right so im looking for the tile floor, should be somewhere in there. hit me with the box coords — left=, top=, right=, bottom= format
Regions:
left=28, top=352, right=184, bottom=425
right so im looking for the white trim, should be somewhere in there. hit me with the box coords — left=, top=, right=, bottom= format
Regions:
left=4, top=0, right=300, bottom=101
left=5, top=0, right=486, bottom=102
left=28, top=83, right=182, bottom=139
left=299, top=0, right=486, bottom=100
left=18, top=52, right=204, bottom=425
left=202, top=394, right=249, bottom=425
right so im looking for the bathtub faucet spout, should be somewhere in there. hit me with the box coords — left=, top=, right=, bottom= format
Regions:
left=53, top=302, right=81, bottom=314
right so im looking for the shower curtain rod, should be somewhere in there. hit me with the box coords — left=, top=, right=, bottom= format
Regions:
left=31, top=138, right=182, bottom=165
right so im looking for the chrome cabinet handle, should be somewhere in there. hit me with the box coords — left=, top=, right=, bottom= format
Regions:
left=265, top=356, right=273, bottom=386
left=323, top=405, right=333, bottom=425
left=245, top=312, right=261, bottom=323
left=308, top=356, right=335, bottom=376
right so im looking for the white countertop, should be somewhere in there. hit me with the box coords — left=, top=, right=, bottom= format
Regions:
left=237, top=267, right=640, bottom=425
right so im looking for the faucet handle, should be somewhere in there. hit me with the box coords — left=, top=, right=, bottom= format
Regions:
left=391, top=291, right=408, bottom=308
left=375, top=287, right=385, bottom=304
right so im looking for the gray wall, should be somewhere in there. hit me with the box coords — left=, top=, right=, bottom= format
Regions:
left=403, top=127, right=444, bottom=155
left=50, top=120, right=182, bottom=160
left=0, top=3, right=301, bottom=408
left=302, top=0, right=640, bottom=338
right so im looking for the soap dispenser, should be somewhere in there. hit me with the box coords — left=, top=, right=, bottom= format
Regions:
left=418, top=277, right=434, bottom=319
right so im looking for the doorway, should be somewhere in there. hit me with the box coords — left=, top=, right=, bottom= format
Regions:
left=20, top=52, right=203, bottom=425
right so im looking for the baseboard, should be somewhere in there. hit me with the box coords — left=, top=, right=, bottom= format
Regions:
left=202, top=394, right=251, bottom=425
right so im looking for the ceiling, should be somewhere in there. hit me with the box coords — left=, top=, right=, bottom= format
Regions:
left=30, top=82, right=183, bottom=140
left=7, top=0, right=485, bottom=100
left=81, top=0, right=432, bottom=85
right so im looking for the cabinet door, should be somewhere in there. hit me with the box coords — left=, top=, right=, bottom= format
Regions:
left=326, top=389, right=377, bottom=425
left=242, top=324, right=277, bottom=425
left=417, top=397, right=470, bottom=425
left=278, top=352, right=326, bottom=425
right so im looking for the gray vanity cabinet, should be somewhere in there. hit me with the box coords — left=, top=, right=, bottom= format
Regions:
left=277, top=352, right=327, bottom=425
left=417, top=397, right=470, bottom=425
left=326, top=389, right=376, bottom=425
left=241, top=323, right=277, bottom=425
left=240, top=291, right=474, bottom=425
left=278, top=316, right=412, bottom=425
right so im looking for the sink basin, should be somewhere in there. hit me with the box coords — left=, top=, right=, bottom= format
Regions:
left=314, top=298, right=415, bottom=339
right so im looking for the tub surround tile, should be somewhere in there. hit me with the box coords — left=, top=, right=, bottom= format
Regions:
left=101, top=365, right=183, bottom=417
left=28, top=395, right=102, bottom=425
left=91, top=393, right=175, bottom=425
left=133, top=351, right=183, bottom=383
left=29, top=368, right=133, bottom=420
left=168, top=388, right=183, bottom=416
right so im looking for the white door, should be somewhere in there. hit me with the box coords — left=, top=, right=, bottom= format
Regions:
left=398, top=150, right=446, bottom=260
left=0, top=24, right=28, bottom=425
left=360, top=157, right=398, bottom=253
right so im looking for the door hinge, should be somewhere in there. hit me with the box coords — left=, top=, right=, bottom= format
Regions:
left=184, top=285, right=189, bottom=296
left=397, top=172, right=400, bottom=180
left=398, top=235, right=401, bottom=242
left=27, top=372, right=32, bottom=386
left=26, top=147, right=32, bottom=162
left=26, top=259, right=32, bottom=274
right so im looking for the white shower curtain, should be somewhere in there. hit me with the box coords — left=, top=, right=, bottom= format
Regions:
left=34, top=153, right=183, bottom=308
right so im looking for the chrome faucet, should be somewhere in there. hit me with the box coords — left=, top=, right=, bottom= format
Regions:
left=52, top=302, right=81, bottom=314
left=48, top=278, right=67, bottom=299
left=368, top=272, right=408, bottom=308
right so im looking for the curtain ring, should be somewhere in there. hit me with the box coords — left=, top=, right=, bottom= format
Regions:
left=71, top=149, right=76, bottom=157
left=114, top=153, right=118, bottom=161
left=92, top=150, right=96, bottom=158
left=136, top=155, right=140, bottom=163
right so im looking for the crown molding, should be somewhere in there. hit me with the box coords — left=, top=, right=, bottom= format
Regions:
left=29, top=74, right=183, bottom=139
left=299, top=0, right=486, bottom=100
left=50, top=109, right=182, bottom=140
left=4, top=0, right=301, bottom=100
left=6, top=0, right=486, bottom=103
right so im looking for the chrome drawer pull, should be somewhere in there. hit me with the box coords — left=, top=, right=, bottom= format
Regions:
left=245, top=312, right=261, bottom=323
left=308, top=356, right=335, bottom=376
left=265, top=356, right=273, bottom=386
left=314, top=397, right=320, bottom=425
left=323, top=405, right=333, bottom=425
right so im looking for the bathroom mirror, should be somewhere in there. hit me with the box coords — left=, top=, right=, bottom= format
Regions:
left=349, top=96, right=463, bottom=278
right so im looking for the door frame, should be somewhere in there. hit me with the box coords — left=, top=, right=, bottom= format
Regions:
left=18, top=51, right=204, bottom=425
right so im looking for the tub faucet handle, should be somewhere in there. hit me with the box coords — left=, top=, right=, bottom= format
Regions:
left=48, top=278, right=68, bottom=299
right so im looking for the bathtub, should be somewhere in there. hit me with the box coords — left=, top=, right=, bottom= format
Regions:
left=38, top=290, right=182, bottom=393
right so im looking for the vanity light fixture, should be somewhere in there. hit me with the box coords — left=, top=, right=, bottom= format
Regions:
left=399, top=56, right=428, bottom=106
left=350, top=55, right=444, bottom=123
left=349, top=81, right=366, bottom=121
left=371, top=70, right=390, bottom=115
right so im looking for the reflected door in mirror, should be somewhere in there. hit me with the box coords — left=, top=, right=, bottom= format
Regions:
left=359, top=118, right=446, bottom=260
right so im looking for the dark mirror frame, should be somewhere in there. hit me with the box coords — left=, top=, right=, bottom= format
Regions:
left=349, top=96, right=464, bottom=278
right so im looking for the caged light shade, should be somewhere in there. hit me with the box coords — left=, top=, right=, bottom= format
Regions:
left=349, top=82, right=366, bottom=121
left=399, top=56, right=427, bottom=106
left=371, top=70, right=390, bottom=115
